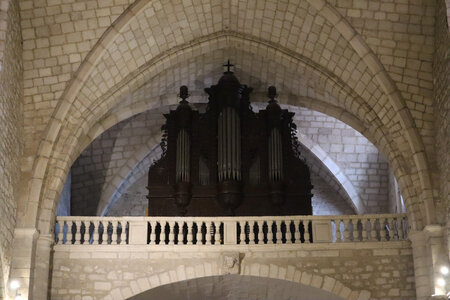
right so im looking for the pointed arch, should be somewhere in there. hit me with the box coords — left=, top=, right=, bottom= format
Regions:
left=101, top=262, right=370, bottom=300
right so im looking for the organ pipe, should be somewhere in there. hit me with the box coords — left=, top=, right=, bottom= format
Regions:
left=218, top=107, right=241, bottom=181
left=176, top=129, right=190, bottom=182
left=175, top=86, right=191, bottom=183
left=267, top=86, right=283, bottom=182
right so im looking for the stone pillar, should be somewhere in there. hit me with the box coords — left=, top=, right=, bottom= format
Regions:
left=410, top=225, right=449, bottom=300
left=32, top=234, right=54, bottom=299
left=424, top=225, right=449, bottom=297
left=410, top=229, right=433, bottom=299
left=8, top=228, right=38, bottom=300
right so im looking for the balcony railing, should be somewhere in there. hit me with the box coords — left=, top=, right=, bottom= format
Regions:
left=54, top=214, right=409, bottom=246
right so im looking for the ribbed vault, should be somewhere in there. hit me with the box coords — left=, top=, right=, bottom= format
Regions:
left=22, top=0, right=434, bottom=235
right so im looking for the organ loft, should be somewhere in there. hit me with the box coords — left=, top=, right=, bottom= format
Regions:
left=147, top=62, right=313, bottom=216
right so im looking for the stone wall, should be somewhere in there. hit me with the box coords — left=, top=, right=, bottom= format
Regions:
left=70, top=110, right=164, bottom=216
left=50, top=242, right=414, bottom=299
left=331, top=0, right=436, bottom=172
left=106, top=176, right=148, bottom=216
left=0, top=0, right=22, bottom=296
left=433, top=0, right=450, bottom=251
left=20, top=0, right=133, bottom=152
left=311, top=174, right=355, bottom=215
left=291, top=107, right=391, bottom=213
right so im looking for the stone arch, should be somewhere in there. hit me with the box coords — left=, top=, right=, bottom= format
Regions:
left=101, top=262, right=370, bottom=300
left=297, top=133, right=364, bottom=214
left=96, top=102, right=361, bottom=217
left=25, top=0, right=434, bottom=234
left=32, top=39, right=425, bottom=234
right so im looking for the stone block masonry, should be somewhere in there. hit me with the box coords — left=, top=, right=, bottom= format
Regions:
left=51, top=241, right=414, bottom=299
left=0, top=0, right=22, bottom=297
left=433, top=0, right=450, bottom=243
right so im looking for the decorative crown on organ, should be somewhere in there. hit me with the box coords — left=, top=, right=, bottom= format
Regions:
left=147, top=61, right=313, bottom=216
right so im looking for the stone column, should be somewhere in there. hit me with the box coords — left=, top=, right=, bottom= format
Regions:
left=8, top=228, right=38, bottom=300
left=424, top=225, right=449, bottom=298
left=410, top=225, right=449, bottom=300
left=410, top=229, right=432, bottom=300
left=32, top=234, right=54, bottom=299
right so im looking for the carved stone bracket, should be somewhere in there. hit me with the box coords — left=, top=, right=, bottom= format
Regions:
left=221, top=252, right=242, bottom=275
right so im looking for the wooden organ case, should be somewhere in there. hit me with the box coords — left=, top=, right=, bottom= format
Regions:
left=147, top=68, right=313, bottom=216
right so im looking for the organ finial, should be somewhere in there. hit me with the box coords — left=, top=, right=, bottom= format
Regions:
left=179, top=85, right=189, bottom=103
left=268, top=86, right=278, bottom=102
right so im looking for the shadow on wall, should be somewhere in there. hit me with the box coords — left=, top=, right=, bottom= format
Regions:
left=128, top=275, right=344, bottom=300
left=70, top=122, right=128, bottom=216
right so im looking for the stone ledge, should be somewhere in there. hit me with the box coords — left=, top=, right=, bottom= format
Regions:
left=54, top=240, right=411, bottom=254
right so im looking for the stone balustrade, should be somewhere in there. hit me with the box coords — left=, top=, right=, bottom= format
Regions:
left=54, top=214, right=408, bottom=246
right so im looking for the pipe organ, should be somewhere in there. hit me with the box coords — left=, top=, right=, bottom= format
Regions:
left=147, top=66, right=313, bottom=216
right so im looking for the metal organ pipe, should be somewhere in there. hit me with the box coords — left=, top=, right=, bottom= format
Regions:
left=176, top=129, right=190, bottom=183
left=218, top=113, right=223, bottom=181
left=218, top=107, right=241, bottom=181
left=269, top=128, right=283, bottom=182
left=266, top=85, right=283, bottom=183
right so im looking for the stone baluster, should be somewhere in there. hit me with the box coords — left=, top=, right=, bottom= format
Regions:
left=386, top=218, right=395, bottom=242
left=214, top=222, right=221, bottom=245
left=184, top=221, right=189, bottom=245
left=257, top=220, right=264, bottom=244
left=267, top=221, right=275, bottom=244
left=190, top=221, right=196, bottom=245
left=294, top=220, right=301, bottom=244
left=148, top=221, right=156, bottom=244
left=303, top=220, right=310, bottom=244
left=391, top=218, right=399, bottom=240
left=366, top=218, right=373, bottom=241
left=287, top=221, right=293, bottom=244
left=81, top=221, right=87, bottom=244
left=57, top=220, right=63, bottom=244
left=66, top=221, right=74, bottom=244
left=206, top=221, right=212, bottom=244
left=239, top=221, right=246, bottom=244
left=92, top=221, right=99, bottom=245
left=361, top=219, right=369, bottom=242
left=72, top=220, right=80, bottom=245
left=111, top=221, right=118, bottom=245
left=116, top=221, right=123, bottom=245
left=168, top=221, right=175, bottom=245
left=369, top=218, right=377, bottom=241
left=353, top=218, right=363, bottom=242
left=335, top=219, right=341, bottom=243
left=381, top=218, right=389, bottom=242
left=99, top=221, right=105, bottom=244
left=275, top=220, right=282, bottom=244
left=364, top=219, right=371, bottom=241
left=248, top=221, right=255, bottom=245
left=342, top=219, right=350, bottom=243
left=176, top=221, right=181, bottom=245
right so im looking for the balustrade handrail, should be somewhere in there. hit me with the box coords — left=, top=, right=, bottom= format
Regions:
left=55, top=213, right=407, bottom=222
left=54, top=213, right=409, bottom=246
